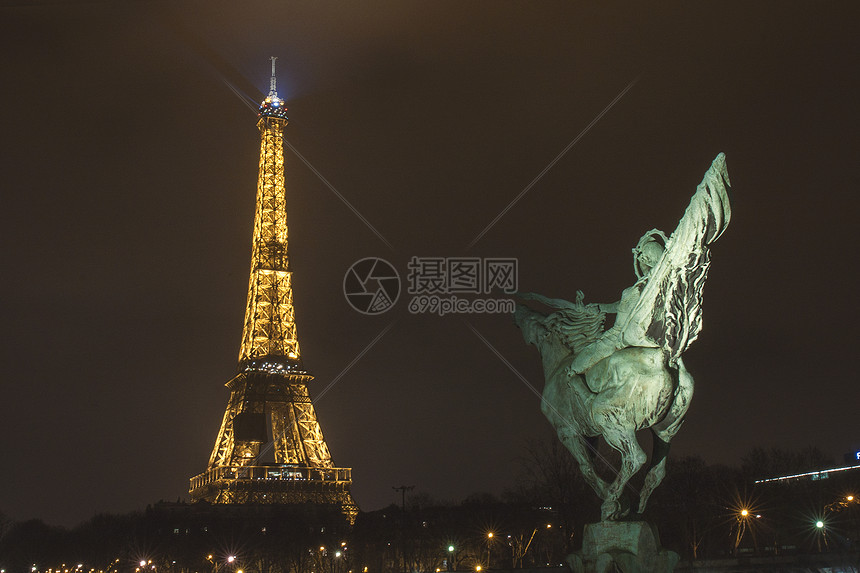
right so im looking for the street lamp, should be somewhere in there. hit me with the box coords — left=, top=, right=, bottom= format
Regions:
left=814, top=519, right=828, bottom=552
left=733, top=508, right=756, bottom=555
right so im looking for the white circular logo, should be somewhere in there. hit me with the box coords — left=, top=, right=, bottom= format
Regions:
left=343, top=257, right=401, bottom=315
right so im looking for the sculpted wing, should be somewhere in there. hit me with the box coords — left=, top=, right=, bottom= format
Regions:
left=622, top=153, right=732, bottom=365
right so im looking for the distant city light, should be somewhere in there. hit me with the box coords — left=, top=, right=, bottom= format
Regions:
left=754, top=464, right=860, bottom=484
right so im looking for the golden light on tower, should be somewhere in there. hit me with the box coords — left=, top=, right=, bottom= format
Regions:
left=189, top=58, right=356, bottom=522
left=238, top=64, right=299, bottom=364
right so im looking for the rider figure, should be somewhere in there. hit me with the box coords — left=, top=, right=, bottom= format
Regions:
left=567, top=230, right=666, bottom=377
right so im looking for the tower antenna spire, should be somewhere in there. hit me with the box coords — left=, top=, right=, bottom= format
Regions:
left=268, top=56, right=278, bottom=98
left=259, top=57, right=287, bottom=118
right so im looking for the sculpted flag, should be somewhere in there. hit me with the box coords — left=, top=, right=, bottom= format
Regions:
left=623, top=153, right=732, bottom=366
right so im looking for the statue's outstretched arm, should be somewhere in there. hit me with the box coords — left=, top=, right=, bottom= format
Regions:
left=595, top=301, right=620, bottom=314
left=518, top=291, right=621, bottom=315
left=516, top=292, right=580, bottom=310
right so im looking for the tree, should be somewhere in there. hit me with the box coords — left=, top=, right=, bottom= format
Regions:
left=508, top=433, right=600, bottom=557
left=741, top=446, right=834, bottom=481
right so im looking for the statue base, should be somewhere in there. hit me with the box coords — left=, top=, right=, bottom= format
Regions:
left=567, top=521, right=679, bottom=573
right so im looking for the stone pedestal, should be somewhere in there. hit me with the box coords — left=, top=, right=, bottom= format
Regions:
left=567, top=521, right=679, bottom=573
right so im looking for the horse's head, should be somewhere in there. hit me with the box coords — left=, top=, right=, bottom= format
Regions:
left=515, top=303, right=583, bottom=378
left=514, top=303, right=551, bottom=348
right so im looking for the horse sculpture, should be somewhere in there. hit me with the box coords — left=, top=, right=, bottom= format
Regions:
left=514, top=153, right=732, bottom=521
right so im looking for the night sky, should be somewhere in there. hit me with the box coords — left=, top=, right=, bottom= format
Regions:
left=1, top=2, right=858, bottom=528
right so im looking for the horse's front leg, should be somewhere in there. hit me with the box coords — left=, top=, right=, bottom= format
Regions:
left=638, top=430, right=672, bottom=514
left=558, top=427, right=609, bottom=500
left=600, top=426, right=646, bottom=521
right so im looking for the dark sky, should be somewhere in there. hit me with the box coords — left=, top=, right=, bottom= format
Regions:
left=1, top=2, right=858, bottom=528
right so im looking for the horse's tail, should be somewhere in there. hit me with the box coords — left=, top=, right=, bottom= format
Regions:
left=652, top=356, right=694, bottom=441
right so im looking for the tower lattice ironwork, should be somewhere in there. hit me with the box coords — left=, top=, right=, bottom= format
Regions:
left=189, top=58, right=357, bottom=522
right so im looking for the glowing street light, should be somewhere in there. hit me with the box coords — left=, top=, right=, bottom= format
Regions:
left=446, top=545, right=456, bottom=572
left=733, top=507, right=757, bottom=555
left=816, top=520, right=824, bottom=529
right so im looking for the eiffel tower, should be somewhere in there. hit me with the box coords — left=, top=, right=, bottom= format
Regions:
left=189, top=58, right=357, bottom=522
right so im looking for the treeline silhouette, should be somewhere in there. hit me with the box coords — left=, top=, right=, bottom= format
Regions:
left=1, top=443, right=857, bottom=572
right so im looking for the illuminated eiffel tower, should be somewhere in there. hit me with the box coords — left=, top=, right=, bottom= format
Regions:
left=189, top=58, right=357, bottom=522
